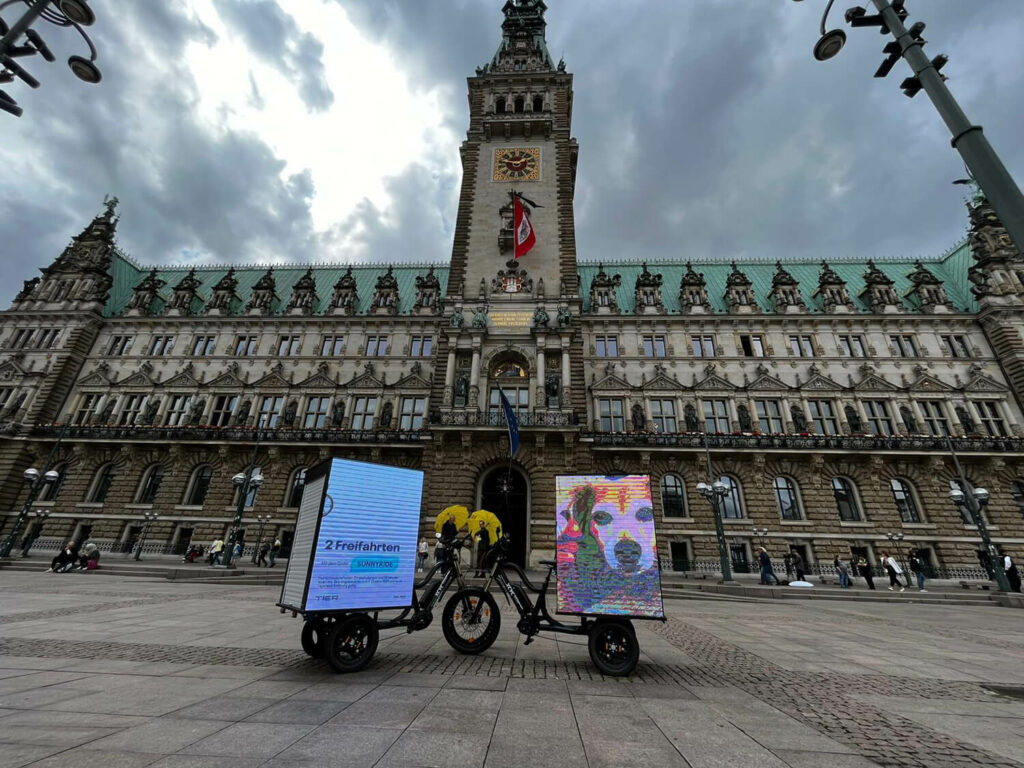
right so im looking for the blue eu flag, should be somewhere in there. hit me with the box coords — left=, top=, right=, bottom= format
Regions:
left=498, top=389, right=520, bottom=456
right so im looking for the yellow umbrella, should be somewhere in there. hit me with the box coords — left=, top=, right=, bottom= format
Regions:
left=434, top=504, right=469, bottom=533
left=468, top=509, right=502, bottom=542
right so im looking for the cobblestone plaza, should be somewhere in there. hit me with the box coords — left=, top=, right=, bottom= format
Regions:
left=0, top=573, right=1022, bottom=768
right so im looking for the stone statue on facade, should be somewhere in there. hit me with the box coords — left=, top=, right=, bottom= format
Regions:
left=187, top=398, right=206, bottom=426
left=900, top=406, right=919, bottom=434
left=379, top=401, right=393, bottom=429
left=331, top=400, right=345, bottom=428
left=532, top=306, right=549, bottom=328
left=545, top=373, right=560, bottom=406
left=844, top=404, right=863, bottom=433
left=790, top=405, right=808, bottom=433
left=557, top=305, right=571, bottom=328
left=684, top=404, right=699, bottom=432
left=450, top=307, right=465, bottom=328
left=455, top=374, right=470, bottom=404
left=955, top=405, right=976, bottom=434
left=140, top=398, right=160, bottom=425
left=282, top=400, right=297, bottom=427
left=471, top=306, right=488, bottom=329
left=235, top=399, right=252, bottom=425
left=631, top=403, right=646, bottom=432
left=737, top=404, right=752, bottom=432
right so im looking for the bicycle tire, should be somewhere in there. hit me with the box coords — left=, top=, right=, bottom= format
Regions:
left=441, top=588, right=500, bottom=654
left=325, top=613, right=379, bottom=673
left=300, top=618, right=327, bottom=658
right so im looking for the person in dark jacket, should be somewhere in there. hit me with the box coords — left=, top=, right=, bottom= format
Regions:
left=834, top=555, right=851, bottom=588
left=47, top=541, right=77, bottom=572
left=758, top=548, right=780, bottom=585
left=473, top=520, right=491, bottom=578
left=909, top=550, right=927, bottom=592
left=857, top=556, right=875, bottom=590
left=256, top=540, right=269, bottom=567
left=790, top=551, right=806, bottom=581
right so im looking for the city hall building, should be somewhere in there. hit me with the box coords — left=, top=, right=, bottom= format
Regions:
left=2, top=0, right=1024, bottom=576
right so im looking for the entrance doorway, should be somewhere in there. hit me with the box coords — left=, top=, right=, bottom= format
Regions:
left=479, top=466, right=529, bottom=567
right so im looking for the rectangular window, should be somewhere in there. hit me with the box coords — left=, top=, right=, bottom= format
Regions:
left=788, top=335, right=815, bottom=357
left=0, top=388, right=12, bottom=411
left=595, top=336, right=619, bottom=357
left=864, top=400, right=895, bottom=436
left=649, top=399, right=677, bottom=433
left=352, top=396, right=378, bottom=430
left=365, top=336, right=389, bottom=356
left=890, top=334, right=919, bottom=358
left=74, top=394, right=103, bottom=425
left=691, top=335, right=715, bottom=357
left=489, top=387, right=529, bottom=417
left=973, top=401, right=1008, bottom=437
left=410, top=336, right=433, bottom=357
left=107, top=335, right=133, bottom=356
left=755, top=399, right=784, bottom=434
left=918, top=401, right=950, bottom=436
left=320, top=335, right=345, bottom=356
left=9, top=328, right=32, bottom=349
left=209, top=394, right=237, bottom=427
left=941, top=334, right=971, bottom=358
left=118, top=394, right=146, bottom=426
left=808, top=400, right=838, bottom=435
left=277, top=335, right=300, bottom=356
left=149, top=335, right=175, bottom=356
left=36, top=329, right=60, bottom=349
left=163, top=395, right=192, bottom=426
left=598, top=398, right=625, bottom=432
left=739, top=334, right=765, bottom=358
left=302, top=396, right=331, bottom=429
left=233, top=335, right=258, bottom=356
left=191, top=336, right=216, bottom=356
left=642, top=335, right=667, bottom=358
left=257, top=395, right=283, bottom=428
left=703, top=400, right=730, bottom=433
left=838, top=334, right=866, bottom=358
left=400, top=396, right=427, bottom=430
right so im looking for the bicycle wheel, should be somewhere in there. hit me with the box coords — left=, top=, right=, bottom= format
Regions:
left=442, top=588, right=500, bottom=654
left=588, top=619, right=639, bottom=677
left=325, top=613, right=379, bottom=673
left=300, top=618, right=328, bottom=658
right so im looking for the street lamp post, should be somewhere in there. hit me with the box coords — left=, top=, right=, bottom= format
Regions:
left=752, top=527, right=769, bottom=549
left=250, top=514, right=272, bottom=565
left=20, top=508, right=50, bottom=556
left=797, top=0, right=1024, bottom=254
left=0, top=420, right=69, bottom=558
left=696, top=434, right=736, bottom=583
left=0, top=0, right=102, bottom=117
left=133, top=510, right=158, bottom=561
left=222, top=418, right=265, bottom=568
left=943, top=434, right=1010, bottom=593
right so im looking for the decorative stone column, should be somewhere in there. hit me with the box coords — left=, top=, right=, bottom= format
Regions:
left=535, top=336, right=546, bottom=409
left=560, top=339, right=571, bottom=408
left=444, top=341, right=457, bottom=407
left=469, top=341, right=482, bottom=409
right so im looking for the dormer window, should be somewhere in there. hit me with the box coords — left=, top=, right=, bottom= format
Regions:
left=598, top=292, right=609, bottom=307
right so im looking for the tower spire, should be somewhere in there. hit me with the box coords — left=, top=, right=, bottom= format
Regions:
left=489, top=0, right=554, bottom=73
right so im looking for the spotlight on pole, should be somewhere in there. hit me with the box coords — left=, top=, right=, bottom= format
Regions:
left=68, top=54, right=100, bottom=83
left=814, top=29, right=847, bottom=61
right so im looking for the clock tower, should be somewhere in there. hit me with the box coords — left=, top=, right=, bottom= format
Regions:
left=447, top=0, right=579, bottom=302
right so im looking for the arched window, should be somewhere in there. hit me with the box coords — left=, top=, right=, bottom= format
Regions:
left=183, top=465, right=214, bottom=507
left=514, top=96, right=524, bottom=113
left=135, top=464, right=164, bottom=504
left=719, top=475, right=743, bottom=519
left=37, top=463, right=67, bottom=502
left=773, top=476, right=801, bottom=520
left=86, top=463, right=116, bottom=504
left=890, top=478, right=922, bottom=523
left=1011, top=480, right=1024, bottom=518
left=660, top=474, right=686, bottom=518
left=489, top=359, right=529, bottom=418
left=495, top=97, right=506, bottom=114
left=832, top=477, right=862, bottom=522
left=285, top=467, right=307, bottom=508
left=532, top=95, right=543, bottom=112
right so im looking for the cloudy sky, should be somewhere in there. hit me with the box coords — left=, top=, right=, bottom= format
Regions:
left=2, top=0, right=1023, bottom=305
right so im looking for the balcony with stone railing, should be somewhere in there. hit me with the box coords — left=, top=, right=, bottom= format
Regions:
left=429, top=409, right=579, bottom=428
left=31, top=424, right=428, bottom=445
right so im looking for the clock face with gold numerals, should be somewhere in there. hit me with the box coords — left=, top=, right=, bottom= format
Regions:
left=492, top=147, right=541, bottom=182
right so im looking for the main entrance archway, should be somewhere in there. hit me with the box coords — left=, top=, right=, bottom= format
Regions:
left=478, top=465, right=530, bottom=567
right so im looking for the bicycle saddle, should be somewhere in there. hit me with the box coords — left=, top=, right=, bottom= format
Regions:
left=538, top=559, right=557, bottom=569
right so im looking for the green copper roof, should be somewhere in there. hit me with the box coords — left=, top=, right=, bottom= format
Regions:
left=105, top=253, right=449, bottom=318
left=577, top=243, right=977, bottom=315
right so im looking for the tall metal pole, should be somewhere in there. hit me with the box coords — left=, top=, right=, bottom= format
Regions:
left=222, top=418, right=264, bottom=567
left=945, top=435, right=1010, bottom=592
left=703, top=435, right=734, bottom=583
left=872, top=0, right=1024, bottom=252
left=0, top=420, right=70, bottom=558
left=0, top=0, right=52, bottom=59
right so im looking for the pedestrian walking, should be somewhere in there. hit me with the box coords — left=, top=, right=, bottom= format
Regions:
left=834, top=555, right=851, bottom=588
left=909, top=550, right=927, bottom=592
left=269, top=537, right=280, bottom=567
left=758, top=547, right=781, bottom=585
left=1005, top=554, right=1022, bottom=593
left=473, top=520, right=491, bottom=578
left=783, top=552, right=793, bottom=579
left=208, top=538, right=224, bottom=565
left=790, top=550, right=806, bottom=581
left=233, top=540, right=243, bottom=560
left=857, top=556, right=875, bottom=590
left=417, top=538, right=429, bottom=571
left=881, top=552, right=905, bottom=592
left=256, top=540, right=269, bottom=567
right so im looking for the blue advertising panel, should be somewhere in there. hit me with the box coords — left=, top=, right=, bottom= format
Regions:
left=303, top=458, right=423, bottom=612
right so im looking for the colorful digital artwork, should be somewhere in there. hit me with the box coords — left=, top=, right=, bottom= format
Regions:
left=554, top=475, right=664, bottom=618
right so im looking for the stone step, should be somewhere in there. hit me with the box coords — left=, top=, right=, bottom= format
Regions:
left=662, top=583, right=1000, bottom=607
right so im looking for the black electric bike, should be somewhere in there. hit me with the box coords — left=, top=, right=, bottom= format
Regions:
left=296, top=532, right=479, bottom=673
left=440, top=535, right=643, bottom=676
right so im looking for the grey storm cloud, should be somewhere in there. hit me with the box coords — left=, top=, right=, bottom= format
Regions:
left=212, top=0, right=334, bottom=112
left=2, top=0, right=1024, bottom=308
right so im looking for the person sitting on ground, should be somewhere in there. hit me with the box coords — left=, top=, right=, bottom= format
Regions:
left=47, top=541, right=77, bottom=572
left=77, top=541, right=101, bottom=570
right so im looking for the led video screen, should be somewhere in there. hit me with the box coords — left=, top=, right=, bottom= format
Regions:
left=555, top=474, right=664, bottom=618
left=302, top=458, right=423, bottom=612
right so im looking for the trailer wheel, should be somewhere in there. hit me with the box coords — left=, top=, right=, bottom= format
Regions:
left=300, top=618, right=328, bottom=658
left=588, top=619, right=639, bottom=677
left=325, top=613, right=379, bottom=673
